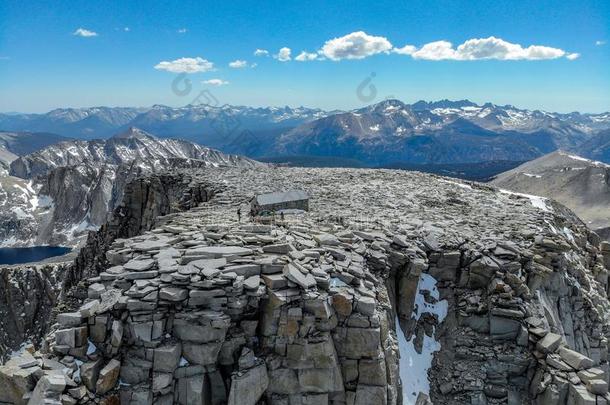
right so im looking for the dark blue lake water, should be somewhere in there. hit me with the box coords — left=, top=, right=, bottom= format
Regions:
left=0, top=246, right=71, bottom=265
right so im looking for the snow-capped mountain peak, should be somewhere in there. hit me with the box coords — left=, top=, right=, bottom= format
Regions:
left=0, top=128, right=262, bottom=247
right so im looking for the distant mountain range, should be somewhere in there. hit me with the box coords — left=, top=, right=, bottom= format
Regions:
left=0, top=105, right=331, bottom=147
left=0, top=127, right=260, bottom=247
left=2, top=100, right=610, bottom=168
left=273, top=99, right=610, bottom=166
left=0, top=107, right=145, bottom=140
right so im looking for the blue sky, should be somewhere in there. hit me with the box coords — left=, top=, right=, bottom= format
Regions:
left=0, top=0, right=608, bottom=113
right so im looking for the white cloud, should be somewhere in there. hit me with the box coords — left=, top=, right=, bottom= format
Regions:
left=410, top=40, right=459, bottom=60
left=73, top=28, right=98, bottom=37
left=409, top=37, right=570, bottom=61
left=124, top=27, right=130, bottom=32
left=320, top=31, right=393, bottom=61
left=229, top=59, right=248, bottom=68
left=295, top=51, right=320, bottom=62
left=254, top=49, right=269, bottom=56
left=392, top=44, right=417, bottom=55
left=457, top=37, right=565, bottom=60
left=265, top=34, right=576, bottom=64
left=177, top=28, right=187, bottom=34
left=596, top=40, right=606, bottom=46
left=202, top=79, right=229, bottom=86
left=154, top=57, right=214, bottom=73
left=275, top=47, right=292, bottom=62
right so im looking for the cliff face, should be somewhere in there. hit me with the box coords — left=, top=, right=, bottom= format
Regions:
left=0, top=171, right=217, bottom=362
left=0, top=263, right=67, bottom=359
left=64, top=171, right=218, bottom=294
left=1, top=166, right=610, bottom=405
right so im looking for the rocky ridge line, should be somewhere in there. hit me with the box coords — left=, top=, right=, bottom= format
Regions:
left=0, top=127, right=259, bottom=247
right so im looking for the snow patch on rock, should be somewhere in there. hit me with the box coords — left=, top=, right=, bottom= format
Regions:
left=396, top=273, right=448, bottom=404
left=499, top=189, right=552, bottom=212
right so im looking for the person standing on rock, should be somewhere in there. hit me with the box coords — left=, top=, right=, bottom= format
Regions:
left=237, top=207, right=242, bottom=222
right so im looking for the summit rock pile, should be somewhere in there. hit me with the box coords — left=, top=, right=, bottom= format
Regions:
left=1, top=166, right=610, bottom=405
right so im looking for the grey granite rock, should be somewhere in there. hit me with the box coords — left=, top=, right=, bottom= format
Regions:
left=2, top=165, right=610, bottom=405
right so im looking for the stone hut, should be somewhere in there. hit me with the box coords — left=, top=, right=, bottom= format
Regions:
left=251, top=190, right=309, bottom=215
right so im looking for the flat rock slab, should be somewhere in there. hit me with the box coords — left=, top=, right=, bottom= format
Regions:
left=190, top=258, right=227, bottom=271
left=57, top=312, right=83, bottom=328
left=159, top=287, right=188, bottom=302
left=228, top=363, right=268, bottom=405
left=314, top=233, right=340, bottom=246
left=283, top=264, right=316, bottom=289
left=222, top=264, right=261, bottom=278
left=79, top=300, right=100, bottom=317
left=124, top=259, right=156, bottom=272
left=559, top=347, right=594, bottom=370
left=88, top=283, right=106, bottom=299
left=262, top=274, right=288, bottom=290
left=568, top=383, right=596, bottom=405
left=195, top=247, right=254, bottom=258
left=132, top=240, right=169, bottom=252
left=154, top=344, right=182, bottom=373
left=585, top=379, right=608, bottom=395
left=263, top=244, right=291, bottom=254
left=96, top=359, right=121, bottom=395
left=125, top=271, right=159, bottom=280
left=244, top=275, right=261, bottom=290
left=536, top=332, right=562, bottom=354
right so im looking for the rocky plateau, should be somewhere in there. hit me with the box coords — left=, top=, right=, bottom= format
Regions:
left=1, top=165, right=610, bottom=405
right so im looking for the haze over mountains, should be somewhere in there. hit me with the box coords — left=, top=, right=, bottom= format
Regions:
left=0, top=105, right=330, bottom=146
left=2, top=100, right=609, bottom=169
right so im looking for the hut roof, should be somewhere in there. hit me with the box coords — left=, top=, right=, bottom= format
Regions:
left=254, top=190, right=309, bottom=206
